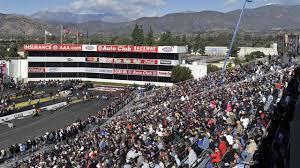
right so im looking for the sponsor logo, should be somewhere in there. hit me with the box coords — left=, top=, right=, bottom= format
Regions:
left=162, top=46, right=173, bottom=52
left=47, top=68, right=58, bottom=72
left=67, top=58, right=73, bottom=62
left=160, top=60, right=172, bottom=65
left=158, top=71, right=172, bottom=77
left=52, top=45, right=59, bottom=50
left=13, top=113, right=23, bottom=119
left=85, top=45, right=95, bottom=51
left=86, top=57, right=98, bottom=63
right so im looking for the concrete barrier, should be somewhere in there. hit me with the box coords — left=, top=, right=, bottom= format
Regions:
left=0, top=102, right=67, bottom=123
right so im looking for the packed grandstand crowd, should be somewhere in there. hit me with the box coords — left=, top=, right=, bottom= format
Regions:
left=0, top=55, right=298, bottom=168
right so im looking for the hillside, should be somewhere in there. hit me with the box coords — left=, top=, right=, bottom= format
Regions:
left=1, top=5, right=300, bottom=37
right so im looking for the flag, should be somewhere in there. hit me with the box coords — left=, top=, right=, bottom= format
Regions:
left=76, top=31, right=84, bottom=44
left=63, top=26, right=70, bottom=34
left=45, top=30, right=52, bottom=36
left=77, top=32, right=84, bottom=37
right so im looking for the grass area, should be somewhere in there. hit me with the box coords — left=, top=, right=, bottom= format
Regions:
left=91, top=81, right=131, bottom=87
left=13, top=97, right=53, bottom=109
left=8, top=91, right=44, bottom=100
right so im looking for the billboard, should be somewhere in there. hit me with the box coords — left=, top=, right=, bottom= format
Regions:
left=24, top=44, right=82, bottom=51
left=28, top=67, right=45, bottom=73
left=97, top=45, right=158, bottom=53
left=24, top=44, right=187, bottom=54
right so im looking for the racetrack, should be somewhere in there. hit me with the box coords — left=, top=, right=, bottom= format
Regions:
left=0, top=96, right=117, bottom=149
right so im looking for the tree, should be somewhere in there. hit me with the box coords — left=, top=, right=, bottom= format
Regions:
left=250, top=51, right=265, bottom=58
left=158, top=31, right=174, bottom=46
left=229, top=42, right=240, bottom=57
left=245, top=51, right=265, bottom=62
left=131, top=24, right=144, bottom=45
left=245, top=54, right=255, bottom=62
left=233, top=57, right=242, bottom=65
left=114, top=37, right=131, bottom=45
left=181, top=34, right=188, bottom=46
left=207, top=64, right=221, bottom=73
left=192, top=34, right=205, bottom=54
left=7, top=43, right=19, bottom=58
left=145, top=26, right=154, bottom=46
left=171, top=65, right=193, bottom=83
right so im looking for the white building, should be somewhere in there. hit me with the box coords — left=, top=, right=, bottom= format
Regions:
left=238, top=43, right=278, bottom=57
left=205, top=43, right=278, bottom=57
left=205, top=46, right=228, bottom=56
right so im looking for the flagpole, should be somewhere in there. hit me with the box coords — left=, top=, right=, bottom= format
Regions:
left=44, top=31, right=47, bottom=44
left=60, top=25, right=63, bottom=45
left=77, top=31, right=79, bottom=44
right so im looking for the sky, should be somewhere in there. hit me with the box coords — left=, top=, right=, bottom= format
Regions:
left=0, top=0, right=299, bottom=19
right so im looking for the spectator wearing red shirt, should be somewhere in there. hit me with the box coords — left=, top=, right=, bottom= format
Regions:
left=219, top=136, right=228, bottom=156
left=210, top=148, right=222, bottom=163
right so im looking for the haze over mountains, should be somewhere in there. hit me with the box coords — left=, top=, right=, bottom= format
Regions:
left=30, top=11, right=130, bottom=23
left=1, top=4, right=300, bottom=37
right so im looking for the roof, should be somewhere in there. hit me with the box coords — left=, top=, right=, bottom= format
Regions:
left=183, top=55, right=224, bottom=63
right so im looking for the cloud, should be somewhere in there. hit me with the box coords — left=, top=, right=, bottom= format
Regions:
left=224, top=0, right=300, bottom=6
left=225, top=0, right=237, bottom=5
left=62, top=0, right=165, bottom=19
left=254, top=0, right=300, bottom=5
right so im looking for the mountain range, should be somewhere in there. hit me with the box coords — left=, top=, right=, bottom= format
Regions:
left=30, top=11, right=130, bottom=23
left=1, top=5, right=300, bottom=38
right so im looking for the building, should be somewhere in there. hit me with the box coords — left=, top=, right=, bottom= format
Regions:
left=0, top=59, right=28, bottom=83
left=24, top=44, right=187, bottom=86
left=238, top=43, right=278, bottom=57
left=205, top=43, right=278, bottom=57
left=205, top=46, right=228, bottom=56
left=277, top=34, right=300, bottom=55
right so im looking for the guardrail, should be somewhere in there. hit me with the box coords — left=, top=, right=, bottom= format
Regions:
left=0, top=102, right=67, bottom=123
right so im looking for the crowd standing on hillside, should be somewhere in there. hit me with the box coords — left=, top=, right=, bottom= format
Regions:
left=0, top=56, right=298, bottom=168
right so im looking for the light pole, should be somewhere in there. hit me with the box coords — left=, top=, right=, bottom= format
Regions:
left=221, top=0, right=252, bottom=84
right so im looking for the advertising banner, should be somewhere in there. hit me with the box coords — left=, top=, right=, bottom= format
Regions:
left=24, top=44, right=187, bottom=53
left=157, top=71, right=172, bottom=77
left=113, top=69, right=158, bottom=76
left=1, top=64, right=6, bottom=74
left=28, top=67, right=45, bottom=73
left=86, top=57, right=99, bottom=63
left=97, top=45, right=158, bottom=53
left=98, top=57, right=159, bottom=65
left=82, top=45, right=97, bottom=51
left=24, top=44, right=82, bottom=51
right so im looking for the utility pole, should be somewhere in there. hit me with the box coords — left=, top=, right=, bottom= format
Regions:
left=221, top=0, right=252, bottom=84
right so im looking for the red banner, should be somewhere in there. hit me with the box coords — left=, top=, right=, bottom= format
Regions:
left=24, top=44, right=82, bottom=51
left=0, top=64, right=6, bottom=75
left=97, top=45, right=158, bottom=53
left=98, top=57, right=158, bottom=65
left=28, top=67, right=45, bottom=73
left=113, top=69, right=157, bottom=76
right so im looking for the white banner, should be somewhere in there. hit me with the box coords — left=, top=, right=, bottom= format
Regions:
left=45, top=67, right=113, bottom=74
left=157, top=46, right=187, bottom=53
left=82, top=45, right=97, bottom=51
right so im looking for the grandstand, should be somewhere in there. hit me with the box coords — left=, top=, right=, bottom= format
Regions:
left=0, top=54, right=297, bottom=168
